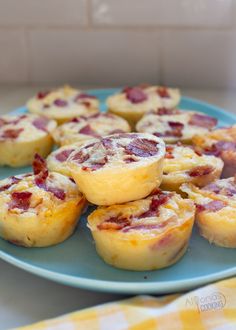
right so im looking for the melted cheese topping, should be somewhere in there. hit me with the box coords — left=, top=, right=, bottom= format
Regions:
left=193, top=125, right=236, bottom=148
left=107, top=86, right=180, bottom=114
left=0, top=114, right=56, bottom=142
left=68, top=133, right=165, bottom=170
left=0, top=172, right=81, bottom=215
left=136, top=110, right=214, bottom=143
left=181, top=177, right=236, bottom=208
left=163, top=145, right=221, bottom=174
left=53, top=113, right=130, bottom=145
left=27, top=85, right=99, bottom=119
left=88, top=191, right=194, bottom=238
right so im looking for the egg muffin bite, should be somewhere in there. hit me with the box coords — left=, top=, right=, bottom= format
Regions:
left=88, top=188, right=195, bottom=271
left=192, top=125, right=236, bottom=178
left=67, top=133, right=165, bottom=205
left=0, top=114, right=57, bottom=167
left=27, top=85, right=99, bottom=124
left=136, top=109, right=217, bottom=144
left=52, top=113, right=131, bottom=146
left=181, top=176, right=236, bottom=248
left=107, top=86, right=180, bottom=128
left=0, top=154, right=86, bottom=247
left=161, top=144, right=223, bottom=192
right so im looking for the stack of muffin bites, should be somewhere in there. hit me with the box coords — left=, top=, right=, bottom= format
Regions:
left=0, top=84, right=236, bottom=271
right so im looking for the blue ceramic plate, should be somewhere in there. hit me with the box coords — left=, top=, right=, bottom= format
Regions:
left=0, top=88, right=236, bottom=294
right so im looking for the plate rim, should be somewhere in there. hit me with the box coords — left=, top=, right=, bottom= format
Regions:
left=1, top=90, right=236, bottom=294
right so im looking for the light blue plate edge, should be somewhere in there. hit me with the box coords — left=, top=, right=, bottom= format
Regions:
left=1, top=88, right=236, bottom=294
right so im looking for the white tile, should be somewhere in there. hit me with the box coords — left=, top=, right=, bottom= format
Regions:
left=0, top=29, right=28, bottom=83
left=0, top=0, right=87, bottom=26
left=92, top=0, right=233, bottom=27
left=161, top=30, right=236, bottom=89
left=29, top=29, right=161, bottom=85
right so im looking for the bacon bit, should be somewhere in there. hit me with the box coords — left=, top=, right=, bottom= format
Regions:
left=54, top=99, right=68, bottom=107
left=0, top=128, right=24, bottom=140
left=125, top=138, right=158, bottom=157
left=82, top=156, right=108, bottom=171
left=157, top=87, right=170, bottom=98
left=101, top=137, right=113, bottom=149
left=165, top=145, right=175, bottom=159
left=75, top=93, right=97, bottom=100
left=196, top=200, right=226, bottom=213
left=189, top=165, right=213, bottom=177
left=46, top=187, right=65, bottom=200
left=79, top=124, right=100, bottom=138
left=203, top=183, right=221, bottom=194
left=163, top=121, right=184, bottom=138
left=55, top=149, right=75, bottom=162
left=98, top=216, right=130, bottom=230
left=0, top=176, right=22, bottom=192
left=189, top=113, right=217, bottom=129
left=81, top=101, right=91, bottom=108
left=69, top=177, right=76, bottom=184
left=193, top=147, right=203, bottom=156
left=124, top=156, right=137, bottom=163
left=139, top=193, right=169, bottom=218
left=33, top=153, right=48, bottom=187
left=123, top=223, right=166, bottom=233
left=32, top=116, right=49, bottom=132
left=9, top=191, right=32, bottom=211
left=71, top=150, right=89, bottom=164
left=71, top=117, right=80, bottom=123
left=37, top=91, right=49, bottom=99
left=124, top=87, right=148, bottom=104
left=155, top=107, right=175, bottom=115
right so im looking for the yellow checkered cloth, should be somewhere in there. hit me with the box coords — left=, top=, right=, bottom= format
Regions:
left=16, top=277, right=236, bottom=330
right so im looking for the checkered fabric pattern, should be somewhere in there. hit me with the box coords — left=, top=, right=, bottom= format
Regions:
left=16, top=277, right=236, bottom=330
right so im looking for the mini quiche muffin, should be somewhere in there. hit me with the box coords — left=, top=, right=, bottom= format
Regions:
left=136, top=109, right=217, bottom=144
left=88, top=188, right=195, bottom=271
left=47, top=144, right=82, bottom=177
left=27, top=85, right=99, bottom=124
left=0, top=114, right=57, bottom=167
left=52, top=113, right=131, bottom=146
left=192, top=125, right=236, bottom=178
left=107, top=86, right=180, bottom=128
left=0, top=154, right=86, bottom=247
left=181, top=176, right=236, bottom=248
left=161, top=144, right=223, bottom=192
left=67, top=133, right=165, bottom=205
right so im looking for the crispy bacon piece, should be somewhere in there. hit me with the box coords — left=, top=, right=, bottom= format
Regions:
left=155, top=107, right=177, bottom=115
left=157, top=87, right=170, bottom=98
left=46, top=186, right=65, bottom=200
left=1, top=128, right=24, bottom=140
left=98, top=216, right=130, bottom=230
left=71, top=117, right=81, bottom=123
left=197, top=200, right=226, bottom=212
left=165, top=145, right=175, bottom=159
left=124, top=87, right=148, bottom=104
left=71, top=150, right=90, bottom=164
left=189, top=165, right=213, bottom=177
left=33, top=153, right=49, bottom=187
left=37, top=91, right=49, bottom=99
left=189, top=113, right=217, bottom=129
left=139, top=193, right=170, bottom=218
left=79, top=124, right=100, bottom=138
left=0, top=176, right=21, bottom=192
left=82, top=156, right=108, bottom=171
left=101, top=137, right=113, bottom=149
left=32, top=116, right=49, bottom=132
left=125, top=138, right=158, bottom=157
left=55, top=149, right=75, bottom=162
left=123, top=156, right=137, bottom=163
left=54, top=99, right=68, bottom=107
left=75, top=93, right=97, bottom=100
left=9, top=191, right=32, bottom=211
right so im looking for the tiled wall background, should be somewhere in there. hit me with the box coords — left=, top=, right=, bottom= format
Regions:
left=0, top=0, right=236, bottom=88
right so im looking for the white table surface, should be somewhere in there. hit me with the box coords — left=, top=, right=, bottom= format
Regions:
left=0, top=86, right=236, bottom=330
